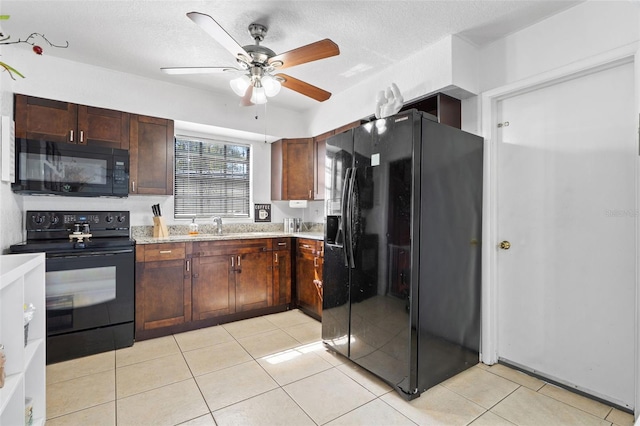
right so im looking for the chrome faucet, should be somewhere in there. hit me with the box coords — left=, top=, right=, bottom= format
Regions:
left=212, top=217, right=223, bottom=235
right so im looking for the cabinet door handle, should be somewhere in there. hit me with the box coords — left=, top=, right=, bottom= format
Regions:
left=231, top=256, right=234, bottom=267
left=237, top=255, right=241, bottom=267
left=186, top=260, right=190, bottom=272
left=274, top=253, right=278, bottom=264
left=314, top=256, right=318, bottom=267
left=132, top=181, right=136, bottom=192
left=80, top=130, right=84, bottom=143
left=159, top=250, right=172, bottom=254
left=309, top=189, right=312, bottom=199
left=277, top=242, right=286, bottom=246
left=302, top=244, right=311, bottom=248
left=69, top=130, right=74, bottom=142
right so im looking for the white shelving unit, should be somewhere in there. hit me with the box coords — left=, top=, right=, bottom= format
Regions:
left=0, top=253, right=46, bottom=426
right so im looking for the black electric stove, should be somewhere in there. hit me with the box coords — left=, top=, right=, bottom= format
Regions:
left=10, top=210, right=135, bottom=364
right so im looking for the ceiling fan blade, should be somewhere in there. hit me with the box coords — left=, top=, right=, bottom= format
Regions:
left=275, top=73, right=331, bottom=102
left=187, top=12, right=251, bottom=64
left=161, top=67, right=240, bottom=75
left=240, top=85, right=254, bottom=106
left=269, top=39, right=339, bottom=70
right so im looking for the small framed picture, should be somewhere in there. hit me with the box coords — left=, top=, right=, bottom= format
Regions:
left=254, top=203, right=271, bottom=222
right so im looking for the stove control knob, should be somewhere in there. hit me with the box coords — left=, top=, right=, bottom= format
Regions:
left=50, top=215, right=60, bottom=225
left=32, top=215, right=45, bottom=225
left=105, top=215, right=114, bottom=223
left=117, top=215, right=126, bottom=223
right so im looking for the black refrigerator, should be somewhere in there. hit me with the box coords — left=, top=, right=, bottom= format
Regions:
left=322, top=110, right=483, bottom=400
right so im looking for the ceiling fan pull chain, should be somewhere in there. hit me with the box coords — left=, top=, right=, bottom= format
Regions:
left=263, top=102, right=268, bottom=143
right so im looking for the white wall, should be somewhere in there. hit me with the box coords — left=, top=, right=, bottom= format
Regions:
left=0, top=15, right=23, bottom=252
left=304, top=35, right=480, bottom=136
left=479, top=0, right=640, bottom=92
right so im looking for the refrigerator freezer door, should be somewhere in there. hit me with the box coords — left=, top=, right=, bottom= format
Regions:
left=321, top=243, right=351, bottom=357
left=322, top=129, right=354, bottom=358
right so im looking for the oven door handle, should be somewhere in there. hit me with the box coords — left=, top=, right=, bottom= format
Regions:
left=47, top=248, right=134, bottom=258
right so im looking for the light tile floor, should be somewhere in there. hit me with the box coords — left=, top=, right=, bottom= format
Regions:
left=46, top=309, right=635, bottom=426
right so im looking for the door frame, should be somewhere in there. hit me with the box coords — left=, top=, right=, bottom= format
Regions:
left=480, top=42, right=640, bottom=412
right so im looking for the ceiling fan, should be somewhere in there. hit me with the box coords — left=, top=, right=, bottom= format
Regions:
left=161, top=12, right=340, bottom=105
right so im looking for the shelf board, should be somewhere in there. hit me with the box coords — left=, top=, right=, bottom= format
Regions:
left=0, top=254, right=45, bottom=291
left=24, top=338, right=43, bottom=368
left=0, top=373, right=22, bottom=413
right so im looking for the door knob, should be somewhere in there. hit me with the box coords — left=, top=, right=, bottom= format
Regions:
left=499, top=241, right=511, bottom=250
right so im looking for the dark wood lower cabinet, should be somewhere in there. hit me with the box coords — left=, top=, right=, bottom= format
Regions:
left=135, top=245, right=191, bottom=334
left=135, top=238, right=292, bottom=340
left=295, top=239, right=323, bottom=320
left=236, top=251, right=273, bottom=312
left=273, top=239, right=292, bottom=306
left=192, top=255, right=236, bottom=320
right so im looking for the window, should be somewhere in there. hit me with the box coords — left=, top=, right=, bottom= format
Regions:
left=174, top=136, right=251, bottom=218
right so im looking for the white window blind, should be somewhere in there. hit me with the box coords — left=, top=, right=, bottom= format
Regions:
left=174, top=136, right=251, bottom=218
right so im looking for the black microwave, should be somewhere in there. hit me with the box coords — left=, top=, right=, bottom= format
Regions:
left=12, top=138, right=129, bottom=197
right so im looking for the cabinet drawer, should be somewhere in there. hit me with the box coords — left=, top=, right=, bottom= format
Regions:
left=272, top=238, right=291, bottom=250
left=195, top=238, right=272, bottom=257
left=297, top=239, right=322, bottom=256
left=143, top=243, right=186, bottom=261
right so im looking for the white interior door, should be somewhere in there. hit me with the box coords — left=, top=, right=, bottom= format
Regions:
left=496, top=61, right=636, bottom=408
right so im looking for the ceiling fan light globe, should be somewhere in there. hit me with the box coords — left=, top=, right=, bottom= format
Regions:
left=230, top=75, right=251, bottom=96
left=262, top=75, right=282, bottom=97
left=251, top=86, right=268, bottom=104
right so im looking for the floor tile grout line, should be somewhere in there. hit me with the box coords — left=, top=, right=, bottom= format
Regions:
left=113, top=349, right=118, bottom=424
left=374, top=394, right=420, bottom=426
left=45, top=350, right=117, bottom=386
left=536, top=383, right=617, bottom=421
left=526, top=384, right=621, bottom=423
left=172, top=332, right=216, bottom=419
left=481, top=365, right=546, bottom=391
left=482, top=367, right=620, bottom=421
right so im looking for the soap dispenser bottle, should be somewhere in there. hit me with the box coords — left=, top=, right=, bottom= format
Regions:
left=189, top=218, right=199, bottom=235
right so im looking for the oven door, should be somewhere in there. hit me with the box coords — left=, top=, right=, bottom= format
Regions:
left=45, top=248, right=134, bottom=336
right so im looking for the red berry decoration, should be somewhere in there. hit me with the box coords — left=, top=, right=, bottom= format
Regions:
left=32, top=45, right=42, bottom=55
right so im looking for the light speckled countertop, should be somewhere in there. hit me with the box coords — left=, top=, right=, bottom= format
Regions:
left=134, top=231, right=324, bottom=245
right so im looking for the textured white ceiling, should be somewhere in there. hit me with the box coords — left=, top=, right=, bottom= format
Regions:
left=1, top=0, right=581, bottom=112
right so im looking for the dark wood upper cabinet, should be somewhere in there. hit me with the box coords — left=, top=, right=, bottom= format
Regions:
left=271, top=138, right=314, bottom=201
left=272, top=120, right=363, bottom=202
left=313, top=131, right=332, bottom=201
left=129, top=114, right=175, bottom=195
left=15, top=94, right=130, bottom=147
left=77, top=105, right=130, bottom=148
left=399, top=92, right=461, bottom=129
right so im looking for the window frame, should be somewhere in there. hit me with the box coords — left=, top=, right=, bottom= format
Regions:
left=174, top=134, right=252, bottom=219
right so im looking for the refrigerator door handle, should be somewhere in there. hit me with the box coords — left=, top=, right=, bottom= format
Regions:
left=341, top=167, right=352, bottom=267
left=346, top=167, right=357, bottom=269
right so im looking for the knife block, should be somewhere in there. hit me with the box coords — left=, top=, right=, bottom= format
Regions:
left=153, top=217, right=169, bottom=238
